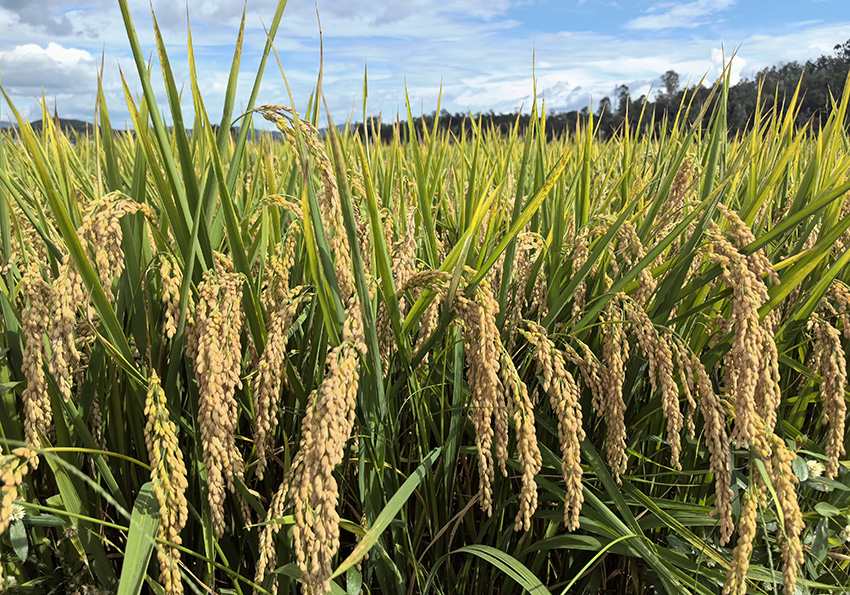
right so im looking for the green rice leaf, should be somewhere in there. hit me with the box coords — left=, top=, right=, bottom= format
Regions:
left=117, top=482, right=161, bottom=595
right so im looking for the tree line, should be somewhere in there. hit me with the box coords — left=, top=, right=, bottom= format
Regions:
left=358, top=39, right=850, bottom=141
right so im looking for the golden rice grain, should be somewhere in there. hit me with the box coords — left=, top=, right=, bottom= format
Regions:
left=705, top=222, right=780, bottom=447
left=561, top=341, right=605, bottom=415
left=20, top=267, right=52, bottom=460
left=722, top=486, right=761, bottom=595
left=47, top=254, right=85, bottom=403
left=454, top=277, right=507, bottom=515
left=498, top=345, right=542, bottom=531
left=828, top=281, right=850, bottom=338
left=668, top=156, right=695, bottom=213
left=409, top=271, right=452, bottom=358
left=764, top=432, right=804, bottom=595
left=723, top=423, right=804, bottom=595
left=808, top=315, right=847, bottom=478
left=255, top=452, right=303, bottom=595
left=144, top=372, right=188, bottom=595
left=392, top=207, right=418, bottom=301
left=717, top=204, right=779, bottom=285
left=260, top=106, right=354, bottom=300
left=189, top=258, right=245, bottom=537
left=159, top=256, right=183, bottom=340
left=600, top=301, right=629, bottom=482
left=0, top=449, right=32, bottom=535
left=46, top=198, right=152, bottom=403
left=252, top=286, right=311, bottom=480
left=570, top=232, right=591, bottom=320
left=292, top=300, right=365, bottom=594
left=506, top=233, right=547, bottom=330
left=614, top=222, right=655, bottom=305
left=522, top=322, right=585, bottom=530
left=675, top=342, right=733, bottom=544
left=622, top=297, right=683, bottom=469
left=354, top=203, right=373, bottom=277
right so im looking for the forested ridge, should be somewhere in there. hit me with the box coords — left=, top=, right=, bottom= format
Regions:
left=360, top=39, right=850, bottom=141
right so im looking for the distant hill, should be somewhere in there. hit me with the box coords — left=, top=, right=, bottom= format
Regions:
left=0, top=118, right=287, bottom=140
left=0, top=118, right=94, bottom=135
left=33, top=118, right=93, bottom=135
left=0, top=115, right=338, bottom=140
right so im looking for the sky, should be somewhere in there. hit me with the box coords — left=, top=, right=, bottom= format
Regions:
left=0, top=0, right=848, bottom=129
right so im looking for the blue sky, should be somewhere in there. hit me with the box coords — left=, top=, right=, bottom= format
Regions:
left=0, top=0, right=848, bottom=128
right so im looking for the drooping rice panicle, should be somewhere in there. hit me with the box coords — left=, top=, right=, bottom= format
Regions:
left=20, top=267, right=52, bottom=459
left=599, top=299, right=629, bottom=482
left=145, top=372, right=189, bottom=595
left=189, top=256, right=245, bottom=537
left=0, top=449, right=33, bottom=534
left=454, top=277, right=507, bottom=515
left=521, top=322, right=585, bottom=530
left=292, top=301, right=366, bottom=594
left=808, top=314, right=847, bottom=479
left=252, top=285, right=311, bottom=479
left=498, top=344, right=542, bottom=531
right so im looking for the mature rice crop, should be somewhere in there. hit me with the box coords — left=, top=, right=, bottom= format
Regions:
left=1, top=2, right=850, bottom=594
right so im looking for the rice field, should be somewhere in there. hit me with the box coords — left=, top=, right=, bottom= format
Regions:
left=1, top=2, right=850, bottom=594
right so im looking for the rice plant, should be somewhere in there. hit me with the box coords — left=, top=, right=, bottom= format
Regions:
left=1, top=2, right=850, bottom=594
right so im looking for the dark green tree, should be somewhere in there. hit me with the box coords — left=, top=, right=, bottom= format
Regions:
left=661, top=70, right=680, bottom=97
left=616, top=85, right=630, bottom=116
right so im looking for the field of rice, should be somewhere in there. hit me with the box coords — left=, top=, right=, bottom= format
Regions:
left=1, top=2, right=850, bottom=594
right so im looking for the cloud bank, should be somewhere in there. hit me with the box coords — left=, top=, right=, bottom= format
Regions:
left=0, top=0, right=846, bottom=127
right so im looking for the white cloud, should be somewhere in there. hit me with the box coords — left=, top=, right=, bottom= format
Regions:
left=0, top=42, right=105, bottom=121
left=0, top=1, right=846, bottom=128
left=0, top=43, right=97, bottom=93
left=0, top=0, right=78, bottom=34
left=626, top=0, right=735, bottom=30
left=711, top=48, right=746, bottom=85
left=361, top=21, right=846, bottom=118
